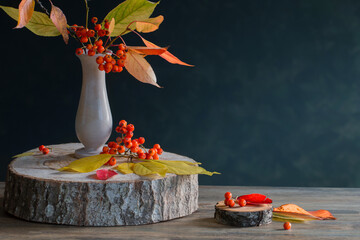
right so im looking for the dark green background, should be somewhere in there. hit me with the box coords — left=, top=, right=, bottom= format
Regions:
left=1, top=0, right=360, bottom=187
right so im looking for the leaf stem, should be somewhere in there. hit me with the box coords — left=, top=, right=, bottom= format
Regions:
left=36, top=0, right=50, bottom=16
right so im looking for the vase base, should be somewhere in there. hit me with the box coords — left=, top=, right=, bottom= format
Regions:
left=75, top=147, right=101, bottom=158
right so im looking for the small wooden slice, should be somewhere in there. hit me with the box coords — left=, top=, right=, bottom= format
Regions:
left=3, top=143, right=198, bottom=226
left=214, top=201, right=272, bottom=227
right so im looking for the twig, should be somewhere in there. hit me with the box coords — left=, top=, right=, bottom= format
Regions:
left=36, top=0, right=50, bottom=16
left=84, top=0, right=89, bottom=29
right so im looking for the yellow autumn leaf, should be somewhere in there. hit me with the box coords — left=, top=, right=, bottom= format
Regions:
left=58, top=154, right=112, bottom=173
left=1, top=6, right=60, bottom=36
left=135, top=15, right=164, bottom=33
left=133, top=161, right=167, bottom=177
left=117, top=162, right=135, bottom=174
left=12, top=152, right=35, bottom=158
left=15, top=0, right=35, bottom=29
left=154, top=159, right=202, bottom=166
left=155, top=160, right=219, bottom=176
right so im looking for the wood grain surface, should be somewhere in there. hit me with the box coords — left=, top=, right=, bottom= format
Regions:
left=1, top=184, right=359, bottom=240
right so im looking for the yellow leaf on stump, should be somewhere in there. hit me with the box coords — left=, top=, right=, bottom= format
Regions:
left=12, top=152, right=35, bottom=158
left=117, top=162, right=135, bottom=174
left=135, top=15, right=164, bottom=33
left=133, top=161, right=167, bottom=177
left=58, top=154, right=112, bottom=173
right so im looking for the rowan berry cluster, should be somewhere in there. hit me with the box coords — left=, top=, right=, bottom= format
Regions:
left=224, top=192, right=247, bottom=208
left=38, top=145, right=50, bottom=155
left=101, top=120, right=163, bottom=165
left=71, top=17, right=127, bottom=74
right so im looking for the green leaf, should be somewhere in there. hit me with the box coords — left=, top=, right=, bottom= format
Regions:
left=133, top=161, right=167, bottom=177
left=58, top=154, right=112, bottom=173
left=103, top=0, right=159, bottom=36
left=1, top=5, right=60, bottom=36
left=12, top=152, right=35, bottom=158
left=117, top=162, right=135, bottom=174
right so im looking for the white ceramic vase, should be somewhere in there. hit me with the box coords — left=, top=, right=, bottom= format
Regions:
left=75, top=53, right=112, bottom=158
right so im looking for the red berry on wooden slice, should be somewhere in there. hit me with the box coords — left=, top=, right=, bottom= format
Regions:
left=39, top=145, right=45, bottom=151
left=224, top=192, right=232, bottom=199
left=284, top=222, right=291, bottom=230
left=239, top=198, right=247, bottom=207
left=228, top=199, right=235, bottom=208
left=42, top=148, right=50, bottom=155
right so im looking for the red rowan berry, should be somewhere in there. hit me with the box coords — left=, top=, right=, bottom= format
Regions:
left=92, top=45, right=98, bottom=51
left=98, top=64, right=105, bottom=71
left=117, top=59, right=125, bottom=67
left=96, top=56, right=104, bottom=64
left=102, top=146, right=109, bottom=152
left=153, top=153, right=159, bottom=160
left=98, top=29, right=106, bottom=37
left=112, top=65, right=119, bottom=72
left=80, top=28, right=88, bottom=36
left=108, top=157, right=116, bottom=166
left=95, top=39, right=103, bottom=46
left=284, top=222, right=291, bottom=230
left=108, top=142, right=116, bottom=148
left=157, top=148, right=163, bottom=155
left=138, top=137, right=145, bottom=145
left=138, top=153, right=146, bottom=159
left=125, top=141, right=132, bottom=149
left=39, top=145, right=45, bottom=151
left=118, top=145, right=125, bottom=153
left=224, top=199, right=230, bottom=206
left=119, top=44, right=126, bottom=51
left=126, top=132, right=134, bottom=138
left=91, top=17, right=98, bottom=24
left=97, top=46, right=105, bottom=53
left=137, top=148, right=144, bottom=154
left=42, top=148, right=50, bottom=155
left=116, top=137, right=122, bottom=143
left=104, top=54, right=112, bottom=62
left=127, top=124, right=135, bottom=132
left=94, top=24, right=101, bottom=31
left=115, top=126, right=121, bottom=133
left=123, top=137, right=131, bottom=143
left=120, top=54, right=127, bottom=60
left=131, top=140, right=139, bottom=148
left=104, top=22, right=110, bottom=29
left=87, top=30, right=95, bottom=37
left=131, top=146, right=139, bottom=153
left=75, top=48, right=84, bottom=55
left=120, top=127, right=128, bottom=134
left=239, top=198, right=247, bottom=207
left=116, top=50, right=124, bottom=56
left=109, top=148, right=117, bottom=154
left=224, top=192, right=232, bottom=199
left=105, top=62, right=113, bottom=72
left=80, top=36, right=88, bottom=43
left=148, top=148, right=156, bottom=156
left=86, top=44, right=93, bottom=50
left=119, top=120, right=127, bottom=127
left=71, top=24, right=78, bottom=32
left=88, top=50, right=95, bottom=56
left=228, top=199, right=235, bottom=208
left=117, top=66, right=123, bottom=72
left=153, top=144, right=161, bottom=149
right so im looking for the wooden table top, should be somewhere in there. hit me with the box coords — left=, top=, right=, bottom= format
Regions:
left=1, top=183, right=359, bottom=239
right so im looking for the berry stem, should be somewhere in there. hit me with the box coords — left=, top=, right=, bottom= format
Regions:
left=84, top=0, right=89, bottom=29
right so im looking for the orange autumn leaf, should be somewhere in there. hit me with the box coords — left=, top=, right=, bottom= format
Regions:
left=107, top=18, right=115, bottom=36
left=274, top=204, right=336, bottom=220
left=15, top=0, right=35, bottom=29
left=126, top=46, right=168, bottom=56
left=49, top=1, right=68, bottom=44
left=141, top=37, right=194, bottom=67
left=124, top=49, right=160, bottom=88
left=309, top=210, right=336, bottom=220
left=135, top=15, right=164, bottom=33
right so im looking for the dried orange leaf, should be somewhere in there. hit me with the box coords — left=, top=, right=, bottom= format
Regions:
left=135, top=15, right=164, bottom=33
left=124, top=49, right=160, bottom=87
left=49, top=1, right=69, bottom=44
left=309, top=210, right=336, bottom=220
left=141, top=37, right=194, bottom=67
left=127, top=46, right=167, bottom=55
left=15, top=0, right=35, bottom=29
left=273, top=204, right=312, bottom=215
left=108, top=18, right=115, bottom=36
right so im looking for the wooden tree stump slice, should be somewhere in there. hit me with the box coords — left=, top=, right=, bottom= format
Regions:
left=214, top=201, right=272, bottom=227
left=3, top=143, right=198, bottom=226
